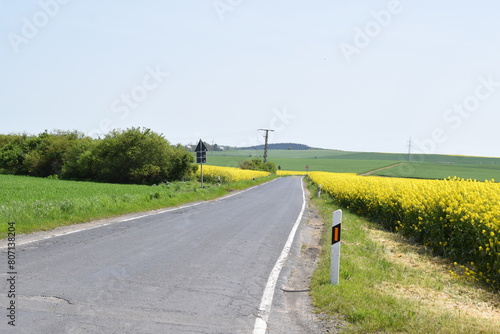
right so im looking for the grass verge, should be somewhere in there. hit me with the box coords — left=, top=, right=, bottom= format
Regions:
left=307, top=180, right=500, bottom=334
left=0, top=174, right=276, bottom=239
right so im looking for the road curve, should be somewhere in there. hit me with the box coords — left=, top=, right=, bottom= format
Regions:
left=1, top=176, right=306, bottom=334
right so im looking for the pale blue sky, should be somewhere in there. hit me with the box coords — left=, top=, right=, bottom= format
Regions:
left=1, top=0, right=499, bottom=157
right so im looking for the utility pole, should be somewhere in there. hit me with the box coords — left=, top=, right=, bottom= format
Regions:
left=258, top=129, right=274, bottom=162
left=407, top=137, right=412, bottom=161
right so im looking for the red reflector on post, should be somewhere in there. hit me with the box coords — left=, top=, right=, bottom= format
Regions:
left=332, top=224, right=341, bottom=245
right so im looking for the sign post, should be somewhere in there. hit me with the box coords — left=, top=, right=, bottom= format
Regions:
left=195, top=139, right=208, bottom=188
left=331, top=209, right=342, bottom=285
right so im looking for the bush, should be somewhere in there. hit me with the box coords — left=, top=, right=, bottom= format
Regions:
left=61, top=137, right=97, bottom=180
left=91, top=127, right=190, bottom=184
left=0, top=130, right=83, bottom=177
left=0, top=140, right=25, bottom=174
left=239, top=158, right=277, bottom=174
left=0, top=128, right=196, bottom=185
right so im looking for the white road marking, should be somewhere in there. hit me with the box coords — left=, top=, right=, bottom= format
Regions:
left=1, top=176, right=304, bottom=332
left=0, top=178, right=277, bottom=250
left=0, top=223, right=111, bottom=250
left=253, top=177, right=306, bottom=334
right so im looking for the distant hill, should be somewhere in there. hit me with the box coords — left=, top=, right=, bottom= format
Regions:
left=239, top=143, right=312, bottom=150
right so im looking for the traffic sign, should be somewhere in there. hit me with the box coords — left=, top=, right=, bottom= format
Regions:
left=196, top=139, right=208, bottom=188
left=195, top=139, right=208, bottom=153
left=196, top=151, right=206, bottom=164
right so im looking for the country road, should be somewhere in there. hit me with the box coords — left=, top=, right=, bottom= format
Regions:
left=1, top=176, right=314, bottom=334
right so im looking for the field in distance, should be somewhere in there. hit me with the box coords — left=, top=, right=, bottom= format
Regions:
left=204, top=149, right=500, bottom=181
left=373, top=161, right=500, bottom=181
left=206, top=149, right=399, bottom=174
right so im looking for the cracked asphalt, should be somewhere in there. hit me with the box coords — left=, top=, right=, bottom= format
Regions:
left=0, top=176, right=312, bottom=333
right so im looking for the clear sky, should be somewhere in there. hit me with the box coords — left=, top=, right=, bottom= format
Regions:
left=1, top=0, right=499, bottom=157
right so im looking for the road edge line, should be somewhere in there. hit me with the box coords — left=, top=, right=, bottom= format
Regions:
left=0, top=178, right=279, bottom=250
left=253, top=176, right=306, bottom=334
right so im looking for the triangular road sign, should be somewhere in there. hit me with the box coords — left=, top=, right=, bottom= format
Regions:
left=195, top=139, right=208, bottom=152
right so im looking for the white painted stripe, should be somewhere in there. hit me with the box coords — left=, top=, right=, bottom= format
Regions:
left=214, top=178, right=279, bottom=202
left=121, top=214, right=150, bottom=222
left=120, top=180, right=277, bottom=223
left=120, top=201, right=208, bottom=222
left=0, top=223, right=111, bottom=249
left=0, top=178, right=277, bottom=250
left=253, top=177, right=306, bottom=334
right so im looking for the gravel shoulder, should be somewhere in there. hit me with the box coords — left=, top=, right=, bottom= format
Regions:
left=267, top=184, right=341, bottom=334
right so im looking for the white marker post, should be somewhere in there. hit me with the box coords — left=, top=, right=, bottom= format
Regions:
left=331, top=209, right=342, bottom=285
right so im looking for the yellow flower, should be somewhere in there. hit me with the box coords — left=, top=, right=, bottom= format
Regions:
left=307, top=170, right=500, bottom=288
left=199, top=165, right=269, bottom=182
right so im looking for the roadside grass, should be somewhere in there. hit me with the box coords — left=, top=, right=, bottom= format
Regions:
left=308, top=181, right=500, bottom=333
left=373, top=162, right=500, bottom=181
left=0, top=174, right=275, bottom=239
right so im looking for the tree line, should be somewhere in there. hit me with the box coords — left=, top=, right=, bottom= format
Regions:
left=0, top=128, right=196, bottom=185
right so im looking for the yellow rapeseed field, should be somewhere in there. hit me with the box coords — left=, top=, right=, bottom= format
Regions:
left=277, top=170, right=309, bottom=176
left=308, top=172, right=500, bottom=289
left=199, top=165, right=269, bottom=183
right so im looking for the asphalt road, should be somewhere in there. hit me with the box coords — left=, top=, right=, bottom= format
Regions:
left=1, top=176, right=306, bottom=334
